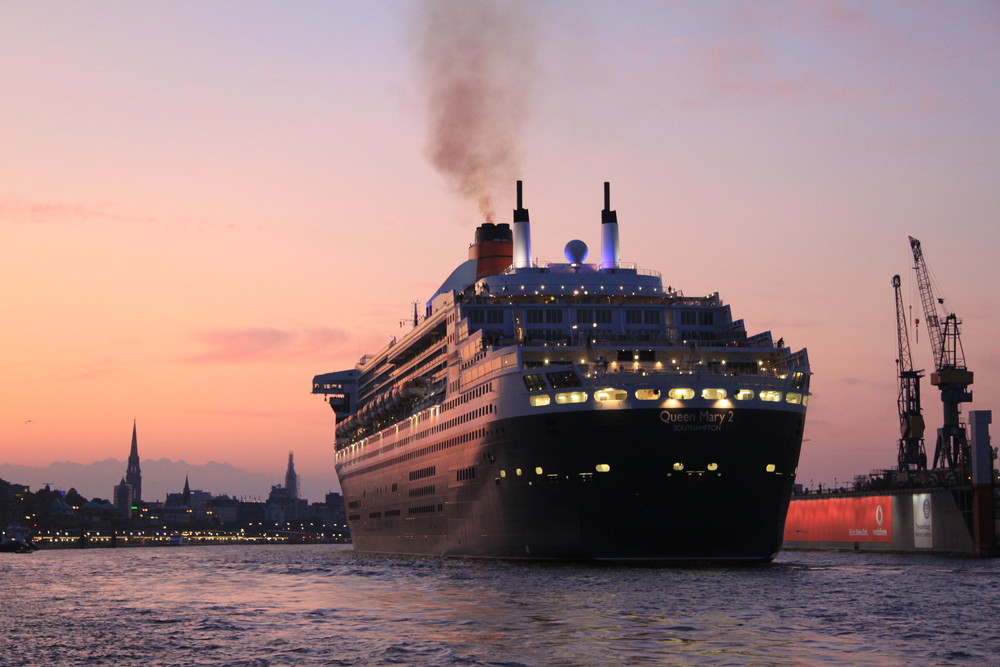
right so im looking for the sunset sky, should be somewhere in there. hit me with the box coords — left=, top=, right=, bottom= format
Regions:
left=3, top=1, right=998, bottom=500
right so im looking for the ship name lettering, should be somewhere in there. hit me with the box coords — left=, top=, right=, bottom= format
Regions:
left=660, top=410, right=735, bottom=427
left=660, top=411, right=695, bottom=424
left=698, top=410, right=734, bottom=424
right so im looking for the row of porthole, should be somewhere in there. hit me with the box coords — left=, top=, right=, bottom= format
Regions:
left=528, top=388, right=806, bottom=407
left=495, top=462, right=780, bottom=477
left=498, top=464, right=612, bottom=478
left=670, top=462, right=777, bottom=472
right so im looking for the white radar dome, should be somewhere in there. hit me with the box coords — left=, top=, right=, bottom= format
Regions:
left=564, top=239, right=588, bottom=264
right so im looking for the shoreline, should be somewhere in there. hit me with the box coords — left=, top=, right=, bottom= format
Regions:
left=23, top=531, right=351, bottom=550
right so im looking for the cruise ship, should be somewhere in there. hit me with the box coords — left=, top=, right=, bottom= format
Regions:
left=313, top=182, right=810, bottom=561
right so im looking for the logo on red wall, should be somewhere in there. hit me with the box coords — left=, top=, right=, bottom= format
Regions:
left=784, top=496, right=893, bottom=543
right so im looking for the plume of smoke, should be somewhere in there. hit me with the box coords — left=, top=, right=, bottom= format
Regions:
left=413, top=0, right=538, bottom=222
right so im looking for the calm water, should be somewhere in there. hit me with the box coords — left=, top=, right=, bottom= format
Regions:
left=2, top=545, right=997, bottom=666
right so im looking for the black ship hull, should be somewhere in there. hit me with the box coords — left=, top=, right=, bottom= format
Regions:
left=340, top=406, right=805, bottom=562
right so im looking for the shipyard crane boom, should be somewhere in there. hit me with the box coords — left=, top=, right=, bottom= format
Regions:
left=910, top=237, right=945, bottom=370
left=907, top=236, right=974, bottom=476
left=893, top=274, right=927, bottom=472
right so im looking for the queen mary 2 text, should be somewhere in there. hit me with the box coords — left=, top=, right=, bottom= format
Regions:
left=660, top=410, right=735, bottom=429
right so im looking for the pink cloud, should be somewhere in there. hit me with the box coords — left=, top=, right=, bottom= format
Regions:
left=689, top=36, right=868, bottom=107
left=180, top=327, right=349, bottom=364
left=770, top=0, right=872, bottom=35
left=842, top=376, right=894, bottom=391
left=0, top=198, right=158, bottom=224
left=676, top=4, right=964, bottom=115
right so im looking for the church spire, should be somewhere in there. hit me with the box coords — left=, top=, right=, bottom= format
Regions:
left=182, top=474, right=191, bottom=505
left=125, top=419, right=142, bottom=502
left=285, top=451, right=299, bottom=500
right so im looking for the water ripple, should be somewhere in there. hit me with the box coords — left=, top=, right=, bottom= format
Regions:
left=2, top=546, right=999, bottom=665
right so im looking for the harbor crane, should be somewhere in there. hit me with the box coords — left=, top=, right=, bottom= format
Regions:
left=908, top=236, right=974, bottom=477
left=893, top=274, right=927, bottom=472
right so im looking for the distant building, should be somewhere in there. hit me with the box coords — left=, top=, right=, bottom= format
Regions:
left=306, top=492, right=347, bottom=529
left=206, top=495, right=239, bottom=524
left=238, top=500, right=266, bottom=525
left=324, top=492, right=346, bottom=526
left=163, top=476, right=212, bottom=525
left=48, top=493, right=75, bottom=528
left=314, top=492, right=348, bottom=540
left=264, top=484, right=309, bottom=523
left=260, top=452, right=307, bottom=523
left=0, top=480, right=31, bottom=526
left=284, top=451, right=299, bottom=499
left=265, top=483, right=307, bottom=522
left=80, top=500, right=120, bottom=525
left=113, top=478, right=134, bottom=519
left=125, top=420, right=142, bottom=502
left=164, top=477, right=212, bottom=509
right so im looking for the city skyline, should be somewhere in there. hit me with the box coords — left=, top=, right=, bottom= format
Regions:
left=2, top=418, right=334, bottom=504
left=3, top=2, right=999, bottom=490
left=0, top=448, right=338, bottom=506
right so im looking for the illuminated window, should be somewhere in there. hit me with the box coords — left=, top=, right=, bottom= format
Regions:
left=765, top=464, right=776, bottom=473
left=500, top=470, right=507, bottom=477
left=735, top=389, right=755, bottom=401
left=535, top=467, right=543, bottom=475
left=672, top=462, right=684, bottom=471
left=595, top=464, right=611, bottom=472
left=529, top=395, right=551, bottom=407
left=523, top=374, right=546, bottom=392
left=785, top=392, right=802, bottom=404
left=547, top=370, right=582, bottom=388
left=595, top=389, right=628, bottom=402
left=707, top=463, right=718, bottom=471
left=701, top=388, right=727, bottom=400
left=759, top=390, right=782, bottom=402
left=515, top=468, right=522, bottom=476
left=667, top=388, right=694, bottom=400
left=554, top=391, right=588, bottom=404
left=635, top=388, right=662, bottom=400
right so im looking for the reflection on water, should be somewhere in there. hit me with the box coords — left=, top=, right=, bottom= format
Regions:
left=2, top=545, right=998, bottom=665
